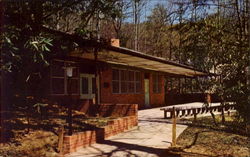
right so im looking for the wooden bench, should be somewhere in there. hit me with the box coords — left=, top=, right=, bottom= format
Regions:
left=161, top=104, right=236, bottom=119
left=160, top=108, right=173, bottom=119
left=160, top=106, right=189, bottom=119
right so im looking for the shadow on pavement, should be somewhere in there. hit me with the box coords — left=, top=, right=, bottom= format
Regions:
left=94, top=140, right=181, bottom=157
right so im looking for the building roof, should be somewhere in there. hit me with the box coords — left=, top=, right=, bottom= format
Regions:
left=98, top=45, right=211, bottom=77
left=71, top=41, right=212, bottom=77
left=43, top=27, right=212, bottom=77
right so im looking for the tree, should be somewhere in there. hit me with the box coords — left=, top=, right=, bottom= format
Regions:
left=1, top=0, right=121, bottom=140
left=2, top=0, right=121, bottom=94
left=144, top=4, right=170, bottom=57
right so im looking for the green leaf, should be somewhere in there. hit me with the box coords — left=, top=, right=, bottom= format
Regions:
left=33, top=53, right=37, bottom=62
left=26, top=75, right=30, bottom=82
left=5, top=37, right=11, bottom=44
left=44, top=60, right=49, bottom=66
left=12, top=47, right=19, bottom=51
left=39, top=53, right=44, bottom=60
left=31, top=41, right=39, bottom=44
left=44, top=39, right=53, bottom=46
left=32, top=43, right=39, bottom=51
left=44, top=45, right=50, bottom=52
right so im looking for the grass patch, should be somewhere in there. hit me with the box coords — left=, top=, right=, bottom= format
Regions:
left=0, top=131, right=58, bottom=157
left=161, top=114, right=250, bottom=157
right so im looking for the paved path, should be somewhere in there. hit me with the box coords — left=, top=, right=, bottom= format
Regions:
left=66, top=102, right=221, bottom=157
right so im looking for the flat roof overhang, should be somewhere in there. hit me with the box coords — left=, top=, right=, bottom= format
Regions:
left=42, top=27, right=212, bottom=77
left=70, top=45, right=212, bottom=77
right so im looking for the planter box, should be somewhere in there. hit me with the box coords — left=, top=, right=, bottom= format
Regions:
left=62, top=115, right=138, bottom=155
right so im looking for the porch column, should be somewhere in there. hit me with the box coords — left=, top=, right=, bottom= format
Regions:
left=94, top=48, right=99, bottom=105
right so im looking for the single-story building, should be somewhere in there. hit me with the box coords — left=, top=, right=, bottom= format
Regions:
left=46, top=29, right=210, bottom=112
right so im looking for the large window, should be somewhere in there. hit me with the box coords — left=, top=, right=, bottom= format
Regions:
left=153, top=74, right=162, bottom=93
left=112, top=69, right=141, bottom=94
left=50, top=60, right=79, bottom=95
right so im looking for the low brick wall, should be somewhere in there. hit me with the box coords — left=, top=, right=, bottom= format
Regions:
left=62, top=115, right=138, bottom=155
left=94, top=104, right=138, bottom=117
left=79, top=103, right=138, bottom=117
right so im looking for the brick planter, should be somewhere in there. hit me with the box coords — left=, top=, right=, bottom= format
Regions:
left=62, top=115, right=138, bottom=155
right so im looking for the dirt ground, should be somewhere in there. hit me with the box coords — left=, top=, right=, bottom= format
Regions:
left=0, top=104, right=114, bottom=157
left=1, top=105, right=249, bottom=157
left=162, top=115, right=250, bottom=157
left=0, top=130, right=58, bottom=157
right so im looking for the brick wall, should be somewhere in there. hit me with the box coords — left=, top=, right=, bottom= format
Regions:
left=62, top=115, right=138, bottom=155
left=149, top=74, right=165, bottom=107
left=49, top=60, right=167, bottom=110
left=100, top=67, right=166, bottom=108
left=90, top=103, right=138, bottom=117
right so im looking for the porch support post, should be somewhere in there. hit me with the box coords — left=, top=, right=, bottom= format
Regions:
left=67, top=77, right=73, bottom=136
left=171, top=107, right=177, bottom=147
left=184, top=77, right=187, bottom=93
left=178, top=78, right=181, bottom=94
left=94, top=48, right=98, bottom=105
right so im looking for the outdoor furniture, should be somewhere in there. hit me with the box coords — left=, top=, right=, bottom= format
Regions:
left=161, top=104, right=236, bottom=119
left=160, top=108, right=173, bottom=119
left=180, top=109, right=186, bottom=117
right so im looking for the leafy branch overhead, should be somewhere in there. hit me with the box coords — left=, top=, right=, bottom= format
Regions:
left=2, top=0, right=121, bottom=73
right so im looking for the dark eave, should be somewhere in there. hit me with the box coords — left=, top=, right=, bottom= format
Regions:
left=42, top=27, right=214, bottom=77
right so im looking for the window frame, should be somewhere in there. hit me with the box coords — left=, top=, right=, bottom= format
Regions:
left=112, top=68, right=142, bottom=94
left=80, top=74, right=96, bottom=99
left=50, top=60, right=79, bottom=96
left=153, top=74, right=162, bottom=93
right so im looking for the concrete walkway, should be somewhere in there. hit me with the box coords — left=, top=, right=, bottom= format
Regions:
left=66, top=102, right=221, bottom=157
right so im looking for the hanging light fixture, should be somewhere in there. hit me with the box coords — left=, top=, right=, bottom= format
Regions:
left=63, top=63, right=75, bottom=78
left=66, top=66, right=73, bottom=77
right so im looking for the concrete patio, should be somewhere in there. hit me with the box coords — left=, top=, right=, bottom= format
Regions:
left=66, top=102, right=222, bottom=157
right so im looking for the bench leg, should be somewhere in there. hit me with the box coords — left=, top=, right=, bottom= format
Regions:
left=194, top=113, right=197, bottom=122
left=164, top=111, right=167, bottom=119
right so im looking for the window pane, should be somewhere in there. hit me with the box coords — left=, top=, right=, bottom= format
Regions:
left=153, top=84, right=157, bottom=93
left=52, top=78, right=65, bottom=94
left=135, top=72, right=141, bottom=81
left=69, top=79, right=79, bottom=94
left=72, top=68, right=79, bottom=77
left=81, top=77, right=88, bottom=94
left=158, top=76, right=161, bottom=93
left=136, top=82, right=141, bottom=93
left=167, top=78, right=172, bottom=92
left=112, top=81, right=119, bottom=93
left=112, top=69, right=119, bottom=80
left=153, top=74, right=158, bottom=93
left=92, top=77, right=96, bottom=94
left=51, top=61, right=64, bottom=77
left=121, top=70, right=128, bottom=81
left=128, top=71, right=135, bottom=81
left=153, top=74, right=157, bottom=83
left=128, top=82, right=135, bottom=93
left=121, top=81, right=127, bottom=93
